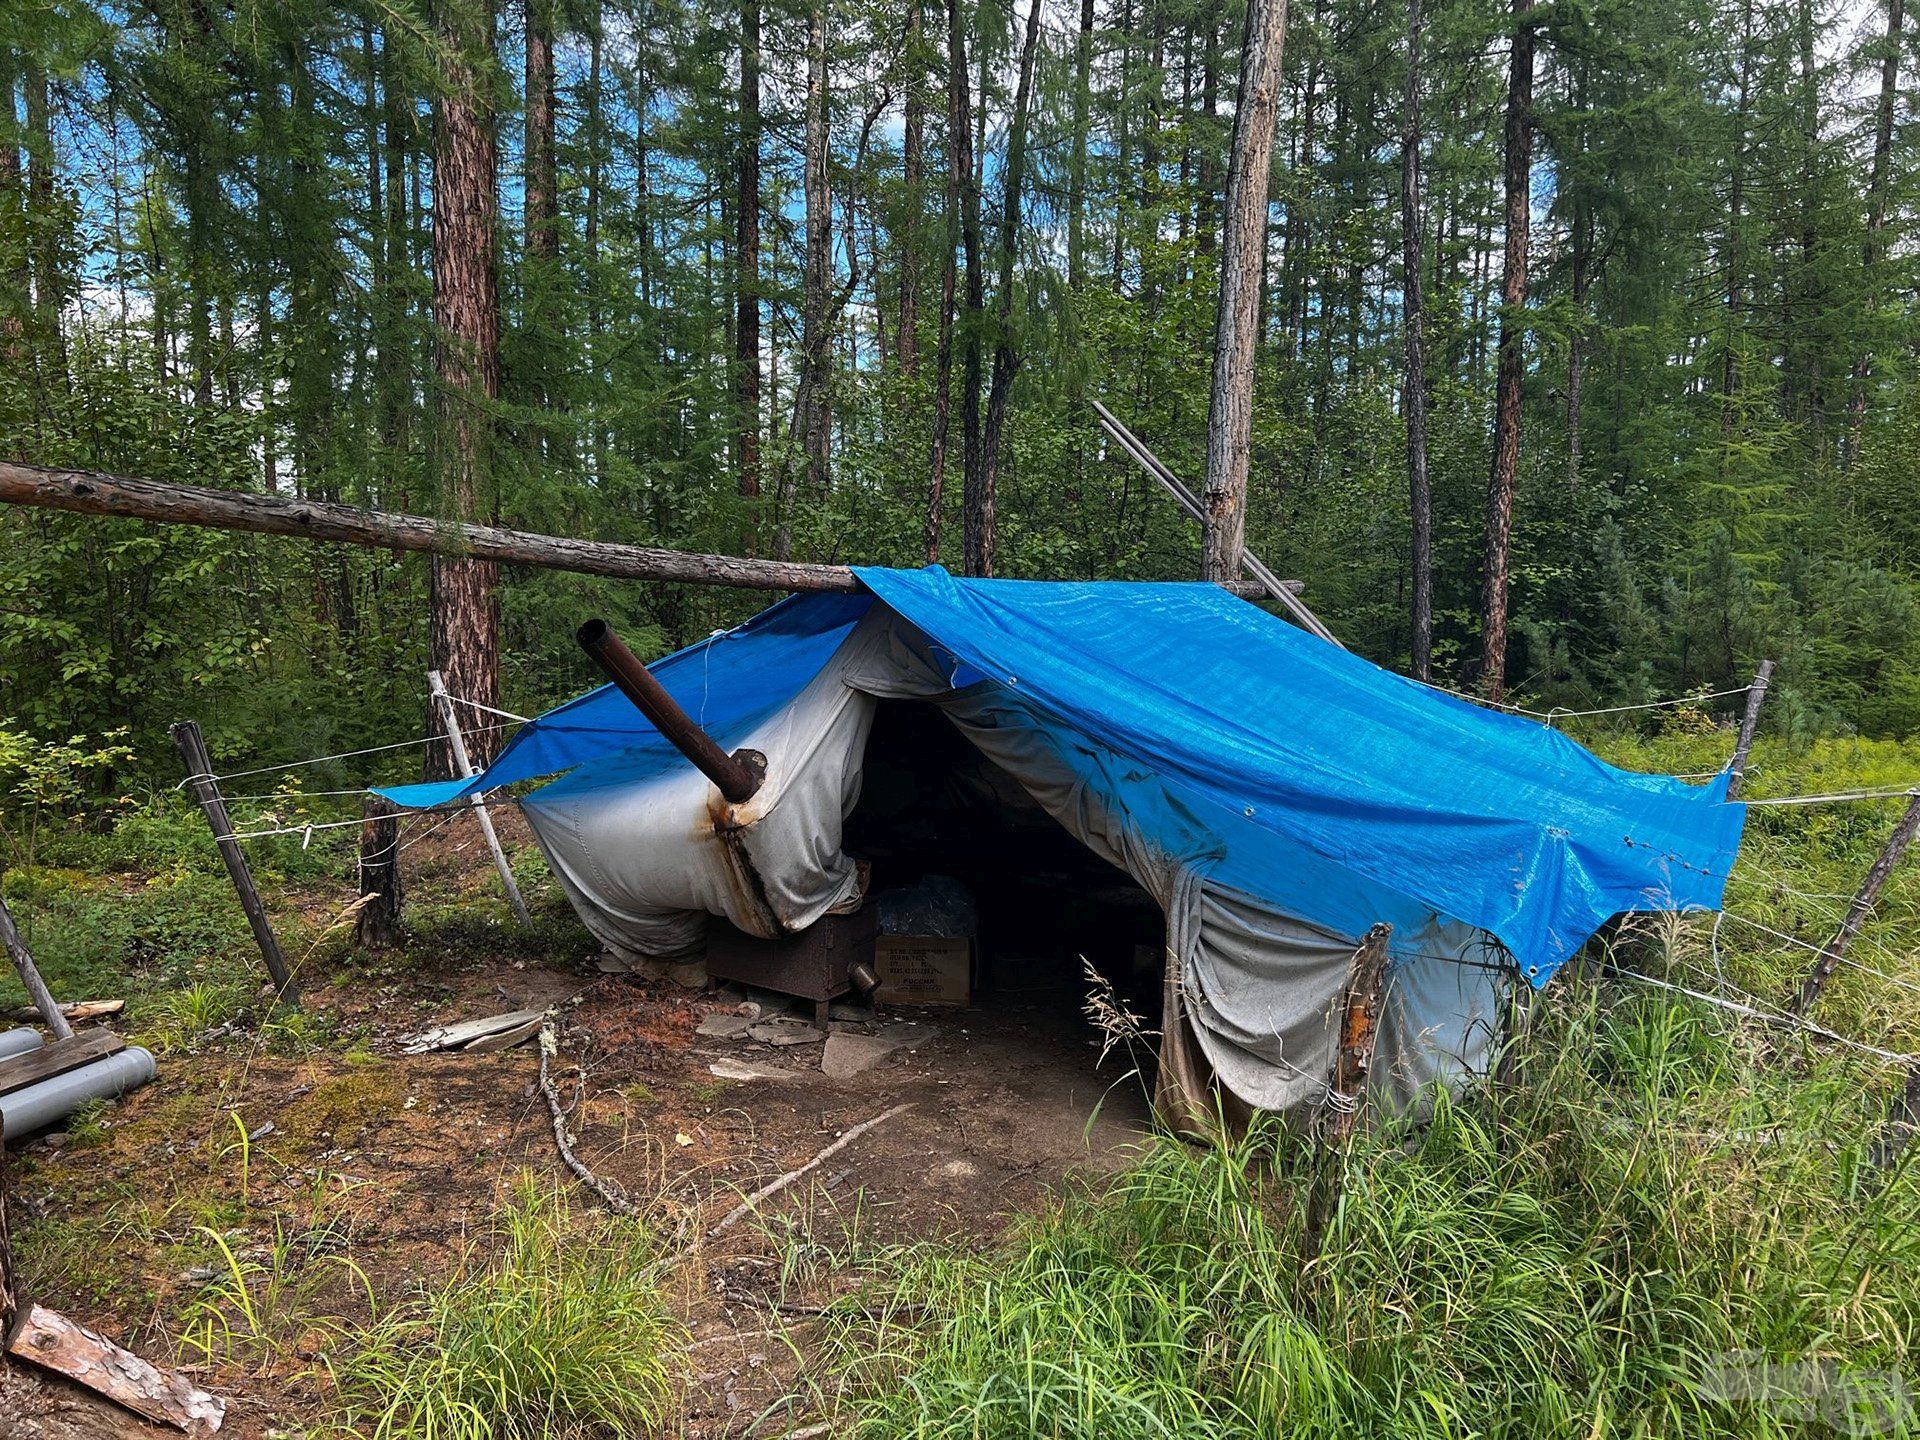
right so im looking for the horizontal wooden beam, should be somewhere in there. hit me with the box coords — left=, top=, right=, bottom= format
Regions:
left=0, top=462, right=1300, bottom=600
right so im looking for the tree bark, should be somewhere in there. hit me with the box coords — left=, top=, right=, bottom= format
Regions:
left=736, top=0, right=763, bottom=506
left=0, top=461, right=1283, bottom=597
left=897, top=0, right=924, bottom=379
left=925, top=0, right=971, bottom=564
left=969, top=0, right=1045, bottom=580
left=1478, top=0, right=1533, bottom=701
left=800, top=2, right=833, bottom=498
left=1401, top=0, right=1433, bottom=682
left=1200, top=0, right=1290, bottom=582
left=1068, top=0, right=1095, bottom=292
left=524, top=0, right=558, bottom=262
left=956, top=0, right=985, bottom=572
left=431, top=0, right=504, bottom=771
left=1843, top=0, right=1904, bottom=468
left=1723, top=0, right=1754, bottom=415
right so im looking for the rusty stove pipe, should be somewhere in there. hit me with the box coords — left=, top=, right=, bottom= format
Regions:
left=576, top=619, right=766, bottom=804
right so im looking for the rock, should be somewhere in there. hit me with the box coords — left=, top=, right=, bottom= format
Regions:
left=696, top=1012, right=758, bottom=1039
left=821, top=1032, right=904, bottom=1079
left=748, top=1019, right=826, bottom=1047
left=709, top=1058, right=803, bottom=1082
left=668, top=960, right=710, bottom=989
left=828, top=1001, right=876, bottom=1023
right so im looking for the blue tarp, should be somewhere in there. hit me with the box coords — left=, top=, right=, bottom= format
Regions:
left=383, top=567, right=1745, bottom=986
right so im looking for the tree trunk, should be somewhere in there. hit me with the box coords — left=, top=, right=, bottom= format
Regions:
left=1843, top=0, right=1904, bottom=468
left=1401, top=0, right=1433, bottom=682
left=0, top=54, right=27, bottom=373
left=1200, top=0, right=1290, bottom=582
left=800, top=1, right=833, bottom=496
left=430, top=0, right=504, bottom=773
left=898, top=0, right=924, bottom=378
left=378, top=28, right=412, bottom=463
left=956, top=0, right=985, bottom=569
left=970, top=0, right=1045, bottom=579
left=1478, top=0, right=1533, bottom=701
left=1723, top=0, right=1754, bottom=417
left=1068, top=0, right=1095, bottom=292
left=524, top=0, right=558, bottom=262
left=925, top=0, right=970, bottom=564
left=736, top=0, right=763, bottom=507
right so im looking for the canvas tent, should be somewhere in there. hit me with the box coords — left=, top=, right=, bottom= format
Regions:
left=384, top=567, right=1746, bottom=1122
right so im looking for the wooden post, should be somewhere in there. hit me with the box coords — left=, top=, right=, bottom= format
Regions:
left=1869, top=1064, right=1920, bottom=1174
left=1726, top=658, right=1775, bottom=799
left=169, top=721, right=301, bottom=1007
left=427, top=670, right=533, bottom=926
left=355, top=796, right=404, bottom=949
left=1305, top=922, right=1393, bottom=1248
left=1792, top=790, right=1920, bottom=1018
left=0, top=893, right=73, bottom=1041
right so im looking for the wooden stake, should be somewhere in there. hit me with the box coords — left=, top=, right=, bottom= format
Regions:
left=0, top=892, right=73, bottom=1041
left=1792, top=790, right=1920, bottom=1018
left=1305, top=922, right=1393, bottom=1249
left=1726, top=658, right=1775, bottom=800
left=169, top=721, right=300, bottom=1007
left=428, top=670, right=533, bottom=926
left=355, top=795, right=405, bottom=949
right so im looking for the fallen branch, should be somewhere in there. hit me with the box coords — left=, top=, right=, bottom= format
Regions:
left=707, top=1103, right=913, bottom=1239
left=537, top=1018, right=637, bottom=1217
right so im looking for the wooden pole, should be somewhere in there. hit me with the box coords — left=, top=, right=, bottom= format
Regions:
left=1725, top=658, right=1775, bottom=799
left=355, top=796, right=405, bottom=949
left=427, top=670, right=533, bottom=926
left=0, top=893, right=73, bottom=1041
left=0, top=460, right=1285, bottom=600
left=169, top=721, right=301, bottom=1008
left=1305, top=922, right=1393, bottom=1248
left=1090, top=400, right=1338, bottom=642
left=1791, top=790, right=1920, bottom=1018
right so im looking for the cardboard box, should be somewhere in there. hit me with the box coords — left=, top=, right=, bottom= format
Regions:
left=873, top=934, right=972, bottom=1006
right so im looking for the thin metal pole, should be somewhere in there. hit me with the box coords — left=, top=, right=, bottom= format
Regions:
left=0, top=893, right=73, bottom=1041
left=1726, top=658, right=1775, bottom=799
left=1091, top=399, right=1345, bottom=648
left=428, top=671, right=534, bottom=927
left=170, top=720, right=301, bottom=1007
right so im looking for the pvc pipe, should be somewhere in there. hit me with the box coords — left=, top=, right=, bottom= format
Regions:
left=0, top=1047, right=156, bottom=1138
left=0, top=1028, right=44, bottom=1061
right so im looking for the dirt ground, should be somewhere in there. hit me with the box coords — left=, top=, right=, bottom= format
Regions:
left=0, top=826, right=1155, bottom=1438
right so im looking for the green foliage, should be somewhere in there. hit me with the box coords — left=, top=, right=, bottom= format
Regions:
left=324, top=1178, right=684, bottom=1440
left=0, top=721, right=136, bottom=866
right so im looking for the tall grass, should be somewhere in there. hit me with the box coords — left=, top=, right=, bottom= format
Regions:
left=325, top=1179, right=683, bottom=1440
left=813, top=791, right=1920, bottom=1440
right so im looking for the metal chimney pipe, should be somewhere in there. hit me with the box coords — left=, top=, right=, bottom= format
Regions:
left=576, top=619, right=765, bottom=805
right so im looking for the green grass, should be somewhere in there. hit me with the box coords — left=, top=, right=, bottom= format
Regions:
left=800, top=731, right=1920, bottom=1439
left=323, top=1179, right=684, bottom=1440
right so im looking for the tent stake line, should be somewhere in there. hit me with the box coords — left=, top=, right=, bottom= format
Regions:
left=0, top=461, right=1296, bottom=600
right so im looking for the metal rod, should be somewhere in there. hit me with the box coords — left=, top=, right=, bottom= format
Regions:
left=1726, top=658, right=1775, bottom=799
left=170, top=720, right=301, bottom=1007
left=0, top=895, right=72, bottom=1041
left=575, top=620, right=766, bottom=804
left=1091, top=399, right=1344, bottom=647
left=428, top=671, right=533, bottom=926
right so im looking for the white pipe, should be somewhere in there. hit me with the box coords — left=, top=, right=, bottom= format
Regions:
left=0, top=1027, right=44, bottom=1060
left=0, top=1047, right=156, bottom=1137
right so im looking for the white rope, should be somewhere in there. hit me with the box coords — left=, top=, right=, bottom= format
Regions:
left=173, top=722, right=516, bottom=788
left=1605, top=965, right=1916, bottom=1064
left=1716, top=912, right=1920, bottom=997
left=1742, top=787, right=1920, bottom=807
left=1413, top=678, right=1752, bottom=723
left=219, top=799, right=476, bottom=844
left=445, top=694, right=532, bottom=724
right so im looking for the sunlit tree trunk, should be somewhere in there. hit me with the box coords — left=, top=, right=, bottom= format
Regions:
left=736, top=0, right=762, bottom=509
left=1201, top=0, right=1290, bottom=582
left=1402, top=0, right=1432, bottom=681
